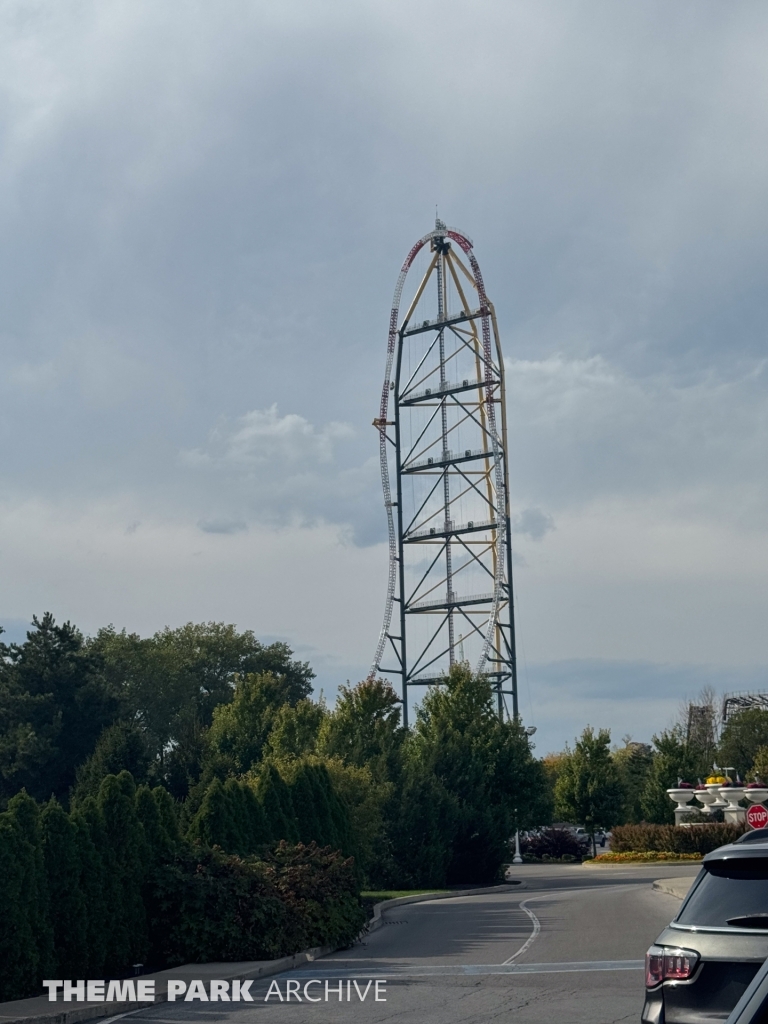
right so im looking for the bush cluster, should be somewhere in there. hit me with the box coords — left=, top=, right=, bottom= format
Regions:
left=0, top=771, right=364, bottom=1002
left=610, top=822, right=746, bottom=855
left=521, top=827, right=588, bottom=861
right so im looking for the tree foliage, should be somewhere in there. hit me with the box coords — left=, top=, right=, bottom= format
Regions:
left=0, top=615, right=119, bottom=804
left=555, top=727, right=623, bottom=845
left=718, top=709, right=768, bottom=779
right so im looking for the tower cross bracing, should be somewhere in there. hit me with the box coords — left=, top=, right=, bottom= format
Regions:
left=370, top=220, right=518, bottom=726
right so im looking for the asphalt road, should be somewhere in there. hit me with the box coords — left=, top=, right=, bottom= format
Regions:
left=131, top=863, right=698, bottom=1024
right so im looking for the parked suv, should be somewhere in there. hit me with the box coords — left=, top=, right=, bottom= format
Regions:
left=642, top=831, right=768, bottom=1024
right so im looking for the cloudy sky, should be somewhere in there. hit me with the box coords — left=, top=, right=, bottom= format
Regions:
left=2, top=0, right=767, bottom=753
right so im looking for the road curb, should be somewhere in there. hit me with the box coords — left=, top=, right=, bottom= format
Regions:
left=1, top=884, right=525, bottom=1024
left=363, top=882, right=525, bottom=937
left=652, top=876, right=697, bottom=900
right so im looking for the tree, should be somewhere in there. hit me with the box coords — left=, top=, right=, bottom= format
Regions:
left=0, top=614, right=119, bottom=804
left=187, top=778, right=234, bottom=851
left=641, top=727, right=709, bottom=824
left=0, top=792, right=54, bottom=999
left=321, top=757, right=391, bottom=884
left=70, top=797, right=109, bottom=974
left=752, top=746, right=768, bottom=782
left=718, top=709, right=768, bottom=779
left=613, top=740, right=653, bottom=824
left=286, top=765, right=323, bottom=845
left=96, top=772, right=148, bottom=970
left=407, top=664, right=547, bottom=883
left=88, top=622, right=314, bottom=787
left=253, top=764, right=298, bottom=843
left=265, top=699, right=325, bottom=760
left=40, top=799, right=88, bottom=976
left=555, top=727, right=623, bottom=854
left=388, top=768, right=456, bottom=888
left=208, top=672, right=304, bottom=774
left=74, top=721, right=153, bottom=801
left=319, top=678, right=403, bottom=780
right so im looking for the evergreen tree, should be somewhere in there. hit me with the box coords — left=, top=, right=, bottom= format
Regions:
left=407, top=664, right=545, bottom=883
left=390, top=769, right=456, bottom=888
left=74, top=722, right=152, bottom=801
left=153, top=785, right=181, bottom=845
left=188, top=778, right=269, bottom=855
left=240, top=780, right=269, bottom=851
left=307, top=763, right=340, bottom=848
left=97, top=772, right=148, bottom=970
left=188, top=778, right=232, bottom=850
left=223, top=778, right=250, bottom=854
left=0, top=818, right=31, bottom=999
left=254, top=764, right=298, bottom=843
left=40, top=799, right=88, bottom=977
left=0, top=615, right=118, bottom=804
left=70, top=798, right=109, bottom=975
left=0, top=809, right=43, bottom=999
left=136, top=785, right=168, bottom=864
left=5, top=792, right=55, bottom=982
left=290, top=766, right=324, bottom=845
left=613, top=741, right=654, bottom=824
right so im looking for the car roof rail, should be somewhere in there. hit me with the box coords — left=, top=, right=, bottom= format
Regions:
left=735, top=828, right=768, bottom=844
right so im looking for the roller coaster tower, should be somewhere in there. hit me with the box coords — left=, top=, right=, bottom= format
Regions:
left=370, top=220, right=518, bottom=726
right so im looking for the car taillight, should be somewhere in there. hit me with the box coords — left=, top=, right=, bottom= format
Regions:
left=645, top=945, right=699, bottom=987
left=646, top=946, right=664, bottom=986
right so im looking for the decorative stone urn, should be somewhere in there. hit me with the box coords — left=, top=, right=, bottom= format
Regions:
left=718, top=784, right=746, bottom=825
left=666, top=785, right=697, bottom=825
left=695, top=785, right=717, bottom=815
left=705, top=781, right=729, bottom=811
left=745, top=785, right=768, bottom=805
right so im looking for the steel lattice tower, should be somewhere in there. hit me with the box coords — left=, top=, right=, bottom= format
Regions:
left=370, top=220, right=518, bottom=726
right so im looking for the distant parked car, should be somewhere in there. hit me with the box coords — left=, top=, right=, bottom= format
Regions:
left=642, top=830, right=768, bottom=1023
left=573, top=827, right=606, bottom=847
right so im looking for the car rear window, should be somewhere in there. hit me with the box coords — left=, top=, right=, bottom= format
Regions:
left=677, top=859, right=768, bottom=928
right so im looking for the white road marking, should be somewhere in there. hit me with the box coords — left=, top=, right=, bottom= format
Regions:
left=502, top=898, right=541, bottom=964
left=280, top=960, right=644, bottom=979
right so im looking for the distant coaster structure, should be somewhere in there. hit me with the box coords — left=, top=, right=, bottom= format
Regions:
left=370, top=220, right=518, bottom=726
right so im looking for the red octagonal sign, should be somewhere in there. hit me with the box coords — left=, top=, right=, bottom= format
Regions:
left=747, top=804, right=768, bottom=830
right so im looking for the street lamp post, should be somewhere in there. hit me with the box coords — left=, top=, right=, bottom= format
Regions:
left=512, top=805, right=523, bottom=864
left=511, top=731, right=536, bottom=869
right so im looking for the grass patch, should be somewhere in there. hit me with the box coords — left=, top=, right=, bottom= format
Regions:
left=360, top=889, right=452, bottom=922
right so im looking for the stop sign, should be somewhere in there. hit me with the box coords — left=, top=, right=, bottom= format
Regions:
left=747, top=804, right=768, bottom=830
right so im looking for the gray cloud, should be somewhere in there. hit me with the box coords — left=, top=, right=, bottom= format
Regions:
left=198, top=519, right=247, bottom=535
left=0, top=0, right=767, bottom=728
left=513, top=508, right=555, bottom=541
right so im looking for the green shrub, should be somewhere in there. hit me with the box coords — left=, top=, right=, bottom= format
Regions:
left=610, top=822, right=745, bottom=854
left=0, top=776, right=365, bottom=1000
left=521, top=827, right=588, bottom=861
left=146, top=841, right=365, bottom=965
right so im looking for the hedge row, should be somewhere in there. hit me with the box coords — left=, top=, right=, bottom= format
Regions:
left=186, top=763, right=352, bottom=858
left=0, top=771, right=364, bottom=1002
left=610, top=822, right=746, bottom=854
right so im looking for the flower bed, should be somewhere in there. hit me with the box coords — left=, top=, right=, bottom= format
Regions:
left=585, top=851, right=703, bottom=864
